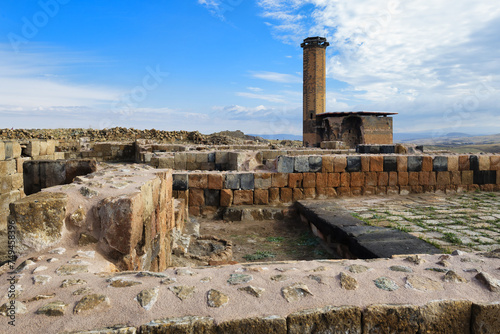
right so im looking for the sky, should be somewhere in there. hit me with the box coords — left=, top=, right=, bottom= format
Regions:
left=0, top=0, right=499, bottom=137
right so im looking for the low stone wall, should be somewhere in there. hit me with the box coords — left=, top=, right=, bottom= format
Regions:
left=173, top=154, right=500, bottom=217
left=0, top=141, right=24, bottom=229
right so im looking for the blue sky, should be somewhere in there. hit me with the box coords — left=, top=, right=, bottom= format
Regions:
left=1, top=0, right=499, bottom=137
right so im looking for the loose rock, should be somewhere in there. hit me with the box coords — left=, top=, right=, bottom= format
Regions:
left=281, top=283, right=313, bottom=302
left=136, top=287, right=160, bottom=311
left=444, top=270, right=468, bottom=283
left=390, top=265, right=413, bottom=273
left=169, top=286, right=196, bottom=300
left=227, top=273, right=253, bottom=285
left=340, top=272, right=358, bottom=290
left=237, top=286, right=265, bottom=298
left=207, top=289, right=229, bottom=308
left=74, top=294, right=111, bottom=314
left=36, top=301, right=67, bottom=316
left=475, top=272, right=500, bottom=292
left=348, top=264, right=370, bottom=273
left=374, top=277, right=399, bottom=291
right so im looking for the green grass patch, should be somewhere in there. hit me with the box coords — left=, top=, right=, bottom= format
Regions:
left=243, top=251, right=276, bottom=261
left=442, top=232, right=462, bottom=245
left=266, top=236, right=284, bottom=243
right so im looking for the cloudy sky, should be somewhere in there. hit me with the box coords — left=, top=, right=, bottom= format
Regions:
left=1, top=1, right=499, bottom=137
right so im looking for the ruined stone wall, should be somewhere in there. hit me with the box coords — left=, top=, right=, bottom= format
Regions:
left=0, top=141, right=24, bottom=229
left=362, top=116, right=393, bottom=145
left=173, top=154, right=500, bottom=217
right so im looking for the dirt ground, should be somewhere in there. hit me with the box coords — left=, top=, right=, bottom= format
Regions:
left=198, top=217, right=336, bottom=263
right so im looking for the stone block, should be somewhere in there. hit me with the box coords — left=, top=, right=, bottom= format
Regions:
left=216, top=151, right=229, bottom=164
left=277, top=156, right=294, bottom=173
left=253, top=189, right=269, bottom=205
left=338, top=187, right=351, bottom=196
left=174, top=153, right=187, bottom=170
left=398, top=172, right=409, bottom=186
left=0, top=141, right=4, bottom=160
left=316, top=187, right=327, bottom=199
left=447, top=156, right=459, bottom=171
left=189, top=189, right=205, bottom=206
left=396, top=155, right=407, bottom=172
left=437, top=171, right=451, bottom=185
left=450, top=171, right=461, bottom=185
left=288, top=305, right=362, bottom=334
left=408, top=156, right=423, bottom=172
left=422, top=156, right=433, bottom=171
left=25, top=140, right=40, bottom=157
left=303, top=187, right=316, bottom=199
left=173, top=173, right=189, bottom=191
left=240, top=173, right=255, bottom=190
left=39, top=141, right=48, bottom=156
left=271, top=173, right=288, bottom=188
left=462, top=171, right=473, bottom=185
left=204, top=189, right=220, bottom=206
left=195, top=153, right=208, bottom=163
left=409, top=172, right=419, bottom=186
left=292, top=188, right=304, bottom=201
left=316, top=173, right=328, bottom=187
left=0, top=159, right=17, bottom=176
left=188, top=173, right=208, bottom=189
left=207, top=174, right=223, bottom=189
left=220, top=189, right=233, bottom=207
left=346, top=156, right=361, bottom=172
left=340, top=173, right=350, bottom=187
left=288, top=173, right=303, bottom=188
left=420, top=300, right=471, bottom=333
left=363, top=186, right=376, bottom=195
left=378, top=172, right=389, bottom=186
left=490, top=155, right=500, bottom=170
left=10, top=192, right=67, bottom=253
left=350, top=172, right=364, bottom=187
left=361, top=156, right=370, bottom=172
left=303, top=173, right=316, bottom=188
left=269, top=187, right=279, bottom=203
left=218, top=316, right=286, bottom=334
left=351, top=187, right=362, bottom=196
left=0, top=176, right=12, bottom=193
left=224, top=173, right=240, bottom=189
left=479, top=155, right=490, bottom=170
left=383, top=156, right=397, bottom=172
left=308, top=156, right=322, bottom=172
left=363, top=304, right=421, bottom=333
left=140, top=316, right=216, bottom=334
left=328, top=173, right=340, bottom=187
left=11, top=173, right=23, bottom=190
left=280, top=188, right=293, bottom=203
left=10, top=141, right=22, bottom=159
left=321, top=156, right=334, bottom=173
left=233, top=190, right=253, bottom=205
left=388, top=171, right=398, bottom=186
left=470, top=155, right=479, bottom=171
left=433, top=156, right=448, bottom=172
left=370, top=156, right=383, bottom=172
left=189, top=205, right=201, bottom=216
left=254, top=173, right=271, bottom=189
left=365, top=172, right=377, bottom=186
left=294, top=156, right=310, bottom=172
left=333, top=156, right=347, bottom=172
left=376, top=186, right=387, bottom=194
left=158, top=157, right=174, bottom=169
left=472, top=303, right=500, bottom=334
left=459, top=155, right=470, bottom=171
left=411, top=185, right=423, bottom=193
left=46, top=140, right=56, bottom=155
left=387, top=185, right=399, bottom=194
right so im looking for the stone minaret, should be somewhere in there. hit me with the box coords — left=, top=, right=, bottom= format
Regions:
left=301, top=37, right=329, bottom=147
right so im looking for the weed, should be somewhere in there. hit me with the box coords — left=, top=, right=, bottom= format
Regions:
left=243, top=251, right=276, bottom=261
left=442, top=232, right=462, bottom=245
left=266, top=236, right=284, bottom=243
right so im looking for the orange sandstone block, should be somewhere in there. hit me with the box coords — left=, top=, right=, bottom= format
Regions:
left=328, top=173, right=340, bottom=187
left=378, top=172, right=388, bottom=186
left=400, top=186, right=411, bottom=195
left=370, top=156, right=384, bottom=172
left=480, top=184, right=494, bottom=192
left=189, top=173, right=208, bottom=188
left=288, top=173, right=303, bottom=188
left=304, top=188, right=316, bottom=199
left=408, top=172, right=419, bottom=186
left=254, top=173, right=272, bottom=189
left=316, top=173, right=328, bottom=187
left=189, top=188, right=204, bottom=206
left=398, top=172, right=409, bottom=186
left=322, top=156, right=334, bottom=173
left=338, top=187, right=351, bottom=196
left=333, top=156, right=347, bottom=172
left=326, top=187, right=337, bottom=197
left=459, top=156, right=470, bottom=171
left=363, top=186, right=376, bottom=195
left=316, top=187, right=327, bottom=199
left=447, top=156, right=459, bottom=171
left=272, top=173, right=288, bottom=188
left=419, top=172, right=430, bottom=186
left=388, top=172, right=398, bottom=186
left=397, top=156, right=407, bottom=172
left=292, top=188, right=304, bottom=201
left=254, top=189, right=269, bottom=205
left=303, top=173, right=316, bottom=188
left=490, top=156, right=500, bottom=170
left=350, top=172, right=364, bottom=187
left=411, top=185, right=423, bottom=194
left=280, top=188, right=293, bottom=203
left=220, top=189, right=233, bottom=206
left=428, top=172, right=436, bottom=185
left=376, top=186, right=387, bottom=195
left=468, top=184, right=479, bottom=192
left=351, top=187, right=362, bottom=196
left=387, top=186, right=399, bottom=195
left=189, top=206, right=201, bottom=217
left=361, top=156, right=370, bottom=172
left=436, top=171, right=451, bottom=185
left=479, top=156, right=490, bottom=170
left=233, top=190, right=253, bottom=205
left=422, top=156, right=433, bottom=172
left=207, top=174, right=223, bottom=189
left=365, top=172, right=377, bottom=187
left=340, top=173, right=350, bottom=187
left=269, top=188, right=280, bottom=203
left=461, top=171, right=473, bottom=185
left=451, top=171, right=461, bottom=185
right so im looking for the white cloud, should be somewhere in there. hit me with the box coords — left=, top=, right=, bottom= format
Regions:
left=236, top=91, right=287, bottom=103
left=258, top=0, right=500, bottom=133
left=247, top=87, right=263, bottom=92
left=251, top=71, right=301, bottom=83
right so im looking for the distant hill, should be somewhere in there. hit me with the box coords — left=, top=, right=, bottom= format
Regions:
left=398, top=132, right=500, bottom=154
left=248, top=134, right=302, bottom=141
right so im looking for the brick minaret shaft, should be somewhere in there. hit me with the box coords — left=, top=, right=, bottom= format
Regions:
left=301, top=37, right=329, bottom=147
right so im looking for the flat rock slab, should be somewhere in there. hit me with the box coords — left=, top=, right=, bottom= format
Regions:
left=297, top=200, right=441, bottom=258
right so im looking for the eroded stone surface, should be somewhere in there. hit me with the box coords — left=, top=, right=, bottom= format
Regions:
left=475, top=272, right=500, bottom=292
left=108, top=278, right=142, bottom=288
left=32, top=275, right=51, bottom=285
left=61, top=278, right=87, bottom=288
left=289, top=306, right=362, bottom=334
left=74, top=294, right=111, bottom=314
left=0, top=301, right=28, bottom=316
left=281, top=283, right=313, bottom=302
left=270, top=274, right=289, bottom=282
left=340, top=272, right=358, bottom=290
left=169, top=286, right=196, bottom=300
left=56, top=264, right=89, bottom=276
left=444, top=270, right=468, bottom=283
left=136, top=287, right=159, bottom=311
left=348, top=264, right=370, bottom=273
left=406, top=275, right=444, bottom=291
left=228, top=273, right=253, bottom=285
left=36, top=301, right=67, bottom=316
left=390, top=265, right=413, bottom=273
left=207, top=289, right=229, bottom=308
left=374, top=277, right=399, bottom=291
left=237, top=286, right=265, bottom=298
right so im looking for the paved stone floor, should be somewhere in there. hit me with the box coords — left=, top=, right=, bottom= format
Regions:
left=335, top=192, right=500, bottom=253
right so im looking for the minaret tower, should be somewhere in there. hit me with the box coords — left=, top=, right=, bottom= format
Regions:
left=301, top=37, right=329, bottom=147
